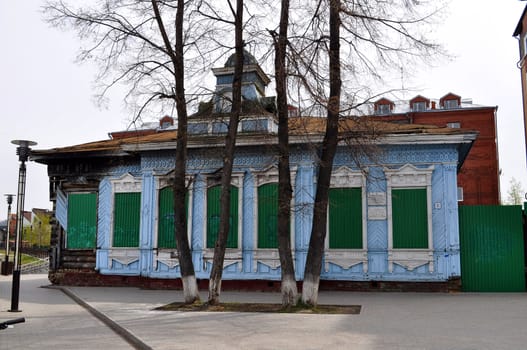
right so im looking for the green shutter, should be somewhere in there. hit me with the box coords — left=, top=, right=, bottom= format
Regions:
left=158, top=187, right=175, bottom=249
left=67, top=193, right=97, bottom=249
left=207, top=185, right=238, bottom=248
left=329, top=188, right=362, bottom=249
left=157, top=187, right=189, bottom=249
left=258, top=183, right=278, bottom=248
left=113, top=192, right=141, bottom=247
left=392, top=188, right=428, bottom=249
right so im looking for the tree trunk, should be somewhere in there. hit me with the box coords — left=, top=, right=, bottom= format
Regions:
left=302, top=0, right=341, bottom=307
left=151, top=0, right=199, bottom=304
left=208, top=0, right=244, bottom=305
left=274, top=0, right=298, bottom=307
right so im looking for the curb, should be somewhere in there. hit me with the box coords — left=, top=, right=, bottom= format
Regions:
left=44, top=285, right=152, bottom=350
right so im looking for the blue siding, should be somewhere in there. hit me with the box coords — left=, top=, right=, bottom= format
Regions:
left=93, top=143, right=462, bottom=283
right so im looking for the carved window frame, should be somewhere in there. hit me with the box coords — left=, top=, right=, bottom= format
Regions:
left=252, top=165, right=296, bottom=272
left=154, top=175, right=194, bottom=250
left=202, top=173, right=244, bottom=270
left=324, top=166, right=368, bottom=273
left=107, top=173, right=142, bottom=268
left=152, top=175, right=194, bottom=270
left=384, top=164, right=435, bottom=273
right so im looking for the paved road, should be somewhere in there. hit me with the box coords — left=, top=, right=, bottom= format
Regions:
left=1, top=274, right=527, bottom=349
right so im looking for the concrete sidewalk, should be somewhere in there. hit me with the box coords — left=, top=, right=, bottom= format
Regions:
left=1, top=274, right=527, bottom=349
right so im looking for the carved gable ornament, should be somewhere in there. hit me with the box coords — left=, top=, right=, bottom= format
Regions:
left=254, top=164, right=279, bottom=186
left=384, top=164, right=433, bottom=187
left=331, top=166, right=363, bottom=187
left=111, top=173, right=142, bottom=193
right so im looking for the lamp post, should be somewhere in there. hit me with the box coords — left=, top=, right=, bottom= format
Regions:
left=2, top=194, right=14, bottom=276
left=9, top=139, right=36, bottom=313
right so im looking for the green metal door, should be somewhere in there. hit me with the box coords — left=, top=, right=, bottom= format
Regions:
left=459, top=205, right=526, bottom=292
left=67, top=193, right=97, bottom=249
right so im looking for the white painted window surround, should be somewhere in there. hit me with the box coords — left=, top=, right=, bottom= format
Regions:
left=202, top=174, right=244, bottom=271
left=252, top=165, right=296, bottom=272
left=108, top=173, right=142, bottom=268
left=384, top=164, right=435, bottom=273
left=152, top=175, right=194, bottom=270
left=324, top=166, right=368, bottom=273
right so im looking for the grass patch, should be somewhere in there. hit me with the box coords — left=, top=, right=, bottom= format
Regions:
left=155, top=301, right=360, bottom=314
left=0, top=253, right=41, bottom=265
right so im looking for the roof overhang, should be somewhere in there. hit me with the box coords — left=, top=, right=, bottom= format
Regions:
left=514, top=4, right=527, bottom=37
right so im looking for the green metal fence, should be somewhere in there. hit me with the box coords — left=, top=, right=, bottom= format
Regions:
left=459, top=205, right=526, bottom=292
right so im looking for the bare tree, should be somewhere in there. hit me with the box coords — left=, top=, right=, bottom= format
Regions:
left=151, top=0, right=199, bottom=304
left=270, top=0, right=299, bottom=307
left=506, top=177, right=525, bottom=205
left=301, top=0, right=342, bottom=306
left=44, top=0, right=204, bottom=303
left=207, top=0, right=245, bottom=305
left=274, top=0, right=445, bottom=306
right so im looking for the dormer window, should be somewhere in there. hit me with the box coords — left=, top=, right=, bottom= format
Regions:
left=159, top=115, right=174, bottom=129
left=409, top=95, right=430, bottom=112
left=374, top=98, right=394, bottom=115
left=377, top=104, right=391, bottom=114
left=444, top=99, right=459, bottom=109
left=412, top=101, right=426, bottom=112
left=439, top=93, right=461, bottom=109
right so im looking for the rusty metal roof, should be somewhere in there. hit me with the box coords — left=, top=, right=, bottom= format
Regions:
left=31, top=116, right=477, bottom=158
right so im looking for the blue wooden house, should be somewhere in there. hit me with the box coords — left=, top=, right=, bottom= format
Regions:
left=33, top=53, right=477, bottom=290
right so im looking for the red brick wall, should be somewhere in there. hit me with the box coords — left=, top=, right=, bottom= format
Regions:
left=412, top=107, right=500, bottom=205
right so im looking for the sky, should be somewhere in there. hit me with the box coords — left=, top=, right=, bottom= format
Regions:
left=0, top=1, right=526, bottom=218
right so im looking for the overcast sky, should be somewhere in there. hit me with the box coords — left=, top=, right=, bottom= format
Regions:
left=1, top=1, right=526, bottom=217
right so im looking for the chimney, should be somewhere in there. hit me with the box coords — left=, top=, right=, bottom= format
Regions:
left=431, top=101, right=436, bottom=110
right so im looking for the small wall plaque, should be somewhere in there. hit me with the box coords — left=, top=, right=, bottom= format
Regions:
left=368, top=206, right=387, bottom=220
left=368, top=192, right=386, bottom=206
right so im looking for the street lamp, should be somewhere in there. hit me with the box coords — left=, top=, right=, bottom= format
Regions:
left=9, top=139, right=36, bottom=313
left=2, top=194, right=14, bottom=276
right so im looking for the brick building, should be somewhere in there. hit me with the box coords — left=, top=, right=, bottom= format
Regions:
left=371, top=93, right=499, bottom=205
left=514, top=5, right=527, bottom=164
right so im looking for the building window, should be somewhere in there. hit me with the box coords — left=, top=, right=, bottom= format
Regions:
left=257, top=183, right=278, bottom=249
left=328, top=187, right=362, bottom=249
left=444, top=99, right=459, bottom=109
left=67, top=192, right=97, bottom=249
left=188, top=122, right=209, bottom=135
left=412, top=101, right=427, bottom=112
left=216, top=90, right=233, bottom=113
left=391, top=188, right=428, bottom=249
left=157, top=187, right=189, bottom=249
left=212, top=121, right=228, bottom=134
left=113, top=192, right=141, bottom=247
left=242, top=119, right=268, bottom=133
left=384, top=164, right=434, bottom=273
left=447, top=122, right=461, bottom=128
left=457, top=187, right=464, bottom=202
left=207, top=185, right=239, bottom=248
left=376, top=104, right=391, bottom=115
